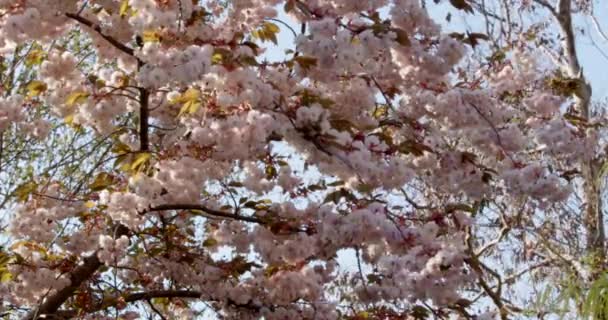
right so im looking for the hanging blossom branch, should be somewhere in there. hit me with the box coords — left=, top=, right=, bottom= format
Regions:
left=64, top=13, right=137, bottom=59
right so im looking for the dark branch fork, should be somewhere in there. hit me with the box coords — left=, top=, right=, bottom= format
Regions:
left=64, top=12, right=151, bottom=152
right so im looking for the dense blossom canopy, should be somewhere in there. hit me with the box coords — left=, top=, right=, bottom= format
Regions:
left=0, top=0, right=597, bottom=319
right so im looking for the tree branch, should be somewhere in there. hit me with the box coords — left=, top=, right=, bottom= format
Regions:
left=54, top=290, right=203, bottom=318
left=66, top=12, right=150, bottom=152
left=138, top=87, right=150, bottom=152
left=65, top=13, right=138, bottom=60
left=25, top=225, right=130, bottom=320
left=535, top=0, right=602, bottom=275
left=532, top=0, right=558, bottom=17
left=590, top=14, right=608, bottom=43
left=556, top=0, right=581, bottom=77
left=146, top=204, right=266, bottom=224
left=475, top=225, right=510, bottom=257
left=126, top=290, right=202, bottom=303
left=465, top=226, right=508, bottom=320
left=26, top=201, right=303, bottom=319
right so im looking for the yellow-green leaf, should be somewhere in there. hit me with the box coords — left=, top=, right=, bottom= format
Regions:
left=114, top=154, right=130, bottom=171
left=293, top=56, right=317, bottom=70
left=179, top=100, right=202, bottom=116
left=372, top=105, right=389, bottom=118
left=393, top=28, right=411, bottom=46
left=65, top=91, right=89, bottom=107
left=211, top=48, right=232, bottom=65
left=131, top=152, right=151, bottom=172
left=111, top=142, right=132, bottom=155
left=252, top=22, right=280, bottom=45
left=116, top=74, right=129, bottom=88
left=0, top=268, right=12, bottom=282
left=263, top=22, right=280, bottom=34
left=14, top=181, right=37, bottom=202
left=11, top=240, right=47, bottom=256
left=25, top=49, right=45, bottom=67
left=64, top=114, right=77, bottom=127
left=142, top=30, right=161, bottom=43
left=203, top=238, right=218, bottom=247
left=119, top=0, right=131, bottom=17
left=88, top=172, right=115, bottom=191
left=26, top=80, right=47, bottom=97
left=172, top=88, right=203, bottom=116
left=0, top=252, right=10, bottom=266
left=175, top=88, right=201, bottom=103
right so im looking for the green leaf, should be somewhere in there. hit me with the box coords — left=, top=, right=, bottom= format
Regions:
left=211, top=48, right=232, bottom=64
left=265, top=165, right=277, bottom=180
left=445, top=203, right=475, bottom=213
left=14, top=181, right=37, bottom=202
left=411, top=305, right=430, bottom=319
left=323, top=189, right=354, bottom=204
left=397, top=140, right=433, bottom=156
left=151, top=297, right=170, bottom=307
left=228, top=181, right=244, bottom=187
left=64, top=114, right=76, bottom=126
left=449, top=32, right=489, bottom=48
left=111, top=142, right=132, bottom=155
left=88, top=172, right=115, bottom=191
left=294, top=56, right=318, bottom=70
left=372, top=105, right=389, bottom=119
left=356, top=183, right=374, bottom=194
left=264, top=265, right=280, bottom=277
left=307, top=184, right=326, bottom=192
left=327, top=180, right=344, bottom=187
left=584, top=274, right=608, bottom=320
left=203, top=238, right=218, bottom=247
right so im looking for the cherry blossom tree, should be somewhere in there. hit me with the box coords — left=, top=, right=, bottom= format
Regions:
left=0, top=0, right=599, bottom=319
left=423, top=1, right=608, bottom=318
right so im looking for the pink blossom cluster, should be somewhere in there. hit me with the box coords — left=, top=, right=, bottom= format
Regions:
left=0, top=0, right=593, bottom=318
